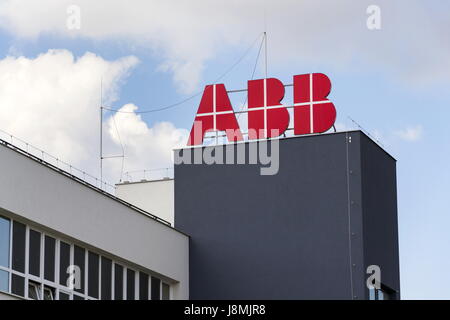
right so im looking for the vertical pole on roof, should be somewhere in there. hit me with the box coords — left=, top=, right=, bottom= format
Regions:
left=100, top=79, right=103, bottom=188
left=264, top=31, right=268, bottom=79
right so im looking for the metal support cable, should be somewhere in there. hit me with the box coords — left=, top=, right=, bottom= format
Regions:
left=103, top=33, right=265, bottom=115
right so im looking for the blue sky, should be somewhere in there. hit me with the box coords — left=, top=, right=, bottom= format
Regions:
left=0, top=0, right=449, bottom=299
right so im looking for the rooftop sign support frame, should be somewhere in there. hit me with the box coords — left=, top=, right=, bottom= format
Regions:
left=187, top=73, right=338, bottom=146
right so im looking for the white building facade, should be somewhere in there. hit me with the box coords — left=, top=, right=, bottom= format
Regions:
left=116, top=179, right=174, bottom=226
left=0, top=140, right=189, bottom=300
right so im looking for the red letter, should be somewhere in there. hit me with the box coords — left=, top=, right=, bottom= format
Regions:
left=293, top=73, right=336, bottom=135
left=187, top=84, right=243, bottom=146
left=247, top=78, right=289, bottom=139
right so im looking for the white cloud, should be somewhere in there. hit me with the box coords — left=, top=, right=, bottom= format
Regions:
left=0, top=49, right=138, bottom=165
left=0, top=1, right=449, bottom=93
left=395, top=125, right=423, bottom=142
left=105, top=104, right=189, bottom=181
left=0, top=49, right=187, bottom=185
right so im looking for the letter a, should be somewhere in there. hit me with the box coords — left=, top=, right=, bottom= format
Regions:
left=188, top=84, right=243, bottom=146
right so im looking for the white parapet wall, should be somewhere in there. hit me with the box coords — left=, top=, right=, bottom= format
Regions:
left=115, top=179, right=174, bottom=226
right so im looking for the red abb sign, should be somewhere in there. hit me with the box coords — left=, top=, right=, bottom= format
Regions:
left=188, top=73, right=336, bottom=146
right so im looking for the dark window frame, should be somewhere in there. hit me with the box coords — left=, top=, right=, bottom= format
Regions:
left=88, top=252, right=100, bottom=299
left=114, top=264, right=124, bottom=300
left=1, top=217, right=169, bottom=301
left=28, top=229, right=41, bottom=277
left=12, top=221, right=26, bottom=273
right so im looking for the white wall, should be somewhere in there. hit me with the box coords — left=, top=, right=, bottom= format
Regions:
left=116, top=179, right=174, bottom=225
left=0, top=144, right=188, bottom=299
left=0, top=292, right=22, bottom=300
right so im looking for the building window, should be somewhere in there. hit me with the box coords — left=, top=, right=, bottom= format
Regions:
left=12, top=221, right=26, bottom=273
left=88, top=252, right=99, bottom=299
left=369, top=286, right=394, bottom=300
left=73, top=245, right=85, bottom=294
left=0, top=216, right=10, bottom=268
left=114, top=264, right=124, bottom=300
left=11, top=274, right=25, bottom=297
left=59, top=291, right=70, bottom=300
left=29, top=229, right=41, bottom=277
left=59, top=241, right=71, bottom=287
left=0, top=216, right=172, bottom=300
left=139, top=272, right=149, bottom=300
left=126, top=269, right=135, bottom=300
left=162, top=283, right=170, bottom=300
left=28, top=280, right=41, bottom=300
left=0, top=270, right=9, bottom=293
left=43, top=286, right=55, bottom=300
left=44, top=236, right=56, bottom=282
left=101, top=257, right=112, bottom=300
left=151, top=276, right=161, bottom=300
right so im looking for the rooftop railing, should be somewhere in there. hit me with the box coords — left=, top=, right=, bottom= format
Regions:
left=0, top=129, right=172, bottom=226
left=121, top=167, right=174, bottom=184
left=0, top=129, right=116, bottom=194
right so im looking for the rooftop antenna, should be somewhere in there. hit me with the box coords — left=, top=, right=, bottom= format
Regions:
left=100, top=78, right=125, bottom=189
left=264, top=32, right=268, bottom=79
left=264, top=0, right=268, bottom=79
left=263, top=1, right=268, bottom=138
left=100, top=78, right=103, bottom=184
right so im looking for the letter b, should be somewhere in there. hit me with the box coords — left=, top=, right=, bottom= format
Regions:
left=293, top=73, right=336, bottom=135
left=247, top=78, right=290, bottom=139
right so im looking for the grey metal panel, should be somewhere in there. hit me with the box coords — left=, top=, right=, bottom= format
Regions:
left=345, top=132, right=366, bottom=300
left=175, top=133, right=356, bottom=299
left=175, top=131, right=399, bottom=300
left=360, top=134, right=400, bottom=299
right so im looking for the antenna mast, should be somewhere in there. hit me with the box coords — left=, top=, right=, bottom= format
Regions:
left=99, top=78, right=126, bottom=188
left=100, top=79, right=103, bottom=186
left=264, top=32, right=268, bottom=79
left=264, top=0, right=268, bottom=78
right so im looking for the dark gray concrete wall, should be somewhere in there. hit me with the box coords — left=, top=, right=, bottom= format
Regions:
left=175, top=131, right=399, bottom=300
left=360, top=135, right=401, bottom=299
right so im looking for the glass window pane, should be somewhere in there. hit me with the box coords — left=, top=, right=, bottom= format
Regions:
left=0, top=270, right=9, bottom=293
left=11, top=274, right=25, bottom=297
left=44, top=236, right=56, bottom=281
left=369, top=288, right=375, bottom=300
left=59, top=242, right=71, bottom=286
left=114, top=264, right=123, bottom=300
left=12, top=221, right=26, bottom=272
left=43, top=286, right=55, bottom=300
left=0, top=216, right=10, bottom=268
left=73, top=294, right=84, bottom=300
left=162, top=283, right=170, bottom=300
left=101, top=257, right=112, bottom=300
left=88, top=252, right=99, bottom=299
left=59, top=292, right=70, bottom=300
left=139, top=272, right=149, bottom=300
left=74, top=246, right=85, bottom=294
left=29, top=229, right=41, bottom=277
left=28, top=281, right=41, bottom=300
left=126, top=269, right=135, bottom=300
left=151, top=276, right=160, bottom=300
